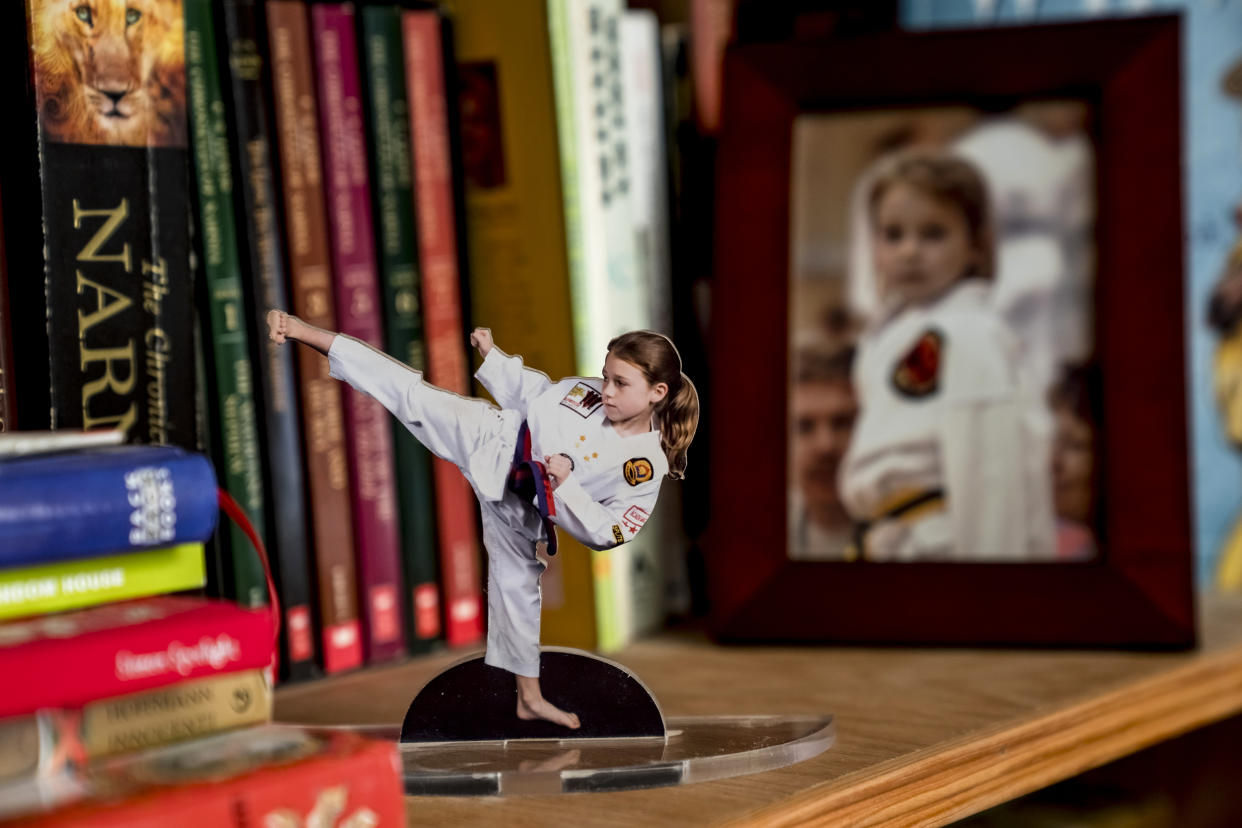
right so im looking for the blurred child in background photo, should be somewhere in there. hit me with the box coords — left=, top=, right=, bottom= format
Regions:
left=838, top=151, right=1056, bottom=561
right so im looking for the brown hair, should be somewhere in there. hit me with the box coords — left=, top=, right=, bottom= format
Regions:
left=607, top=331, right=699, bottom=480
left=867, top=150, right=996, bottom=282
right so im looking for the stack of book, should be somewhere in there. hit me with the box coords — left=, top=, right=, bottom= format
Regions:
left=0, top=435, right=404, bottom=824
left=0, top=436, right=271, bottom=818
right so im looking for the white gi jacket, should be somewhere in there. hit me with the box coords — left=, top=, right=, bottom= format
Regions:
left=838, top=279, right=1056, bottom=561
left=475, top=347, right=668, bottom=551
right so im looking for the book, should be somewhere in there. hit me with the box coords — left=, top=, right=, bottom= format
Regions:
left=185, top=0, right=271, bottom=621
left=19, top=0, right=197, bottom=448
left=551, top=0, right=649, bottom=374
left=80, top=668, right=271, bottom=759
left=358, top=2, right=443, bottom=654
left=0, top=445, right=218, bottom=569
left=265, top=0, right=364, bottom=676
left=0, top=430, right=125, bottom=459
left=0, top=668, right=271, bottom=774
left=310, top=2, right=408, bottom=664
left=548, top=0, right=657, bottom=652
left=216, top=0, right=316, bottom=680
left=0, top=595, right=275, bottom=719
left=8, top=725, right=403, bottom=827
left=451, top=0, right=603, bottom=650
left=0, top=178, right=12, bottom=432
left=402, top=8, right=485, bottom=648
left=0, top=543, right=206, bottom=621
left=620, top=10, right=680, bottom=641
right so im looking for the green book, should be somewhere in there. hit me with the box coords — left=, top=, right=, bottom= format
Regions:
left=185, top=0, right=268, bottom=609
left=0, top=544, right=207, bottom=620
left=359, top=4, right=442, bottom=653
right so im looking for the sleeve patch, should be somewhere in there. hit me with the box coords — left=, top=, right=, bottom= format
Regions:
left=892, top=329, right=943, bottom=399
left=622, top=505, right=650, bottom=534
left=559, top=382, right=604, bottom=417
left=612, top=525, right=625, bottom=544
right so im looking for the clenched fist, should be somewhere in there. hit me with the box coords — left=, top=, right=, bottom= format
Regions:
left=544, top=454, right=574, bottom=491
left=470, top=327, right=494, bottom=359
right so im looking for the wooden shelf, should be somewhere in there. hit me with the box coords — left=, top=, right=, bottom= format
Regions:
left=274, top=593, right=1242, bottom=826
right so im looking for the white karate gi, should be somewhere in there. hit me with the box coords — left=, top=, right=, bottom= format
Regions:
left=326, top=335, right=666, bottom=677
left=837, top=280, right=1056, bottom=561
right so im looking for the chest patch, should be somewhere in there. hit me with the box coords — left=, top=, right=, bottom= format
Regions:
left=891, top=329, right=943, bottom=399
left=622, top=505, right=650, bottom=535
left=623, top=457, right=654, bottom=486
left=559, top=382, right=604, bottom=418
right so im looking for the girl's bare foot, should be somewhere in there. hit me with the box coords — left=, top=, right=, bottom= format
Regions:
left=515, top=676, right=580, bottom=729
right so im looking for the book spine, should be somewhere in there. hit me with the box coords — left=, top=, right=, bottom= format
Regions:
left=79, top=669, right=271, bottom=759
left=185, top=0, right=269, bottom=613
left=403, top=9, right=485, bottom=647
left=0, top=447, right=218, bottom=569
left=0, top=543, right=207, bottom=621
left=265, top=0, right=364, bottom=675
left=0, top=600, right=275, bottom=718
left=217, top=0, right=316, bottom=680
left=0, top=178, right=13, bottom=432
left=25, top=1, right=197, bottom=449
left=359, top=4, right=442, bottom=653
left=311, top=2, right=407, bottom=663
left=539, top=0, right=602, bottom=651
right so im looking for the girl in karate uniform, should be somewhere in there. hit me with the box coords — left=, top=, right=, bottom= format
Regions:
left=266, top=311, right=698, bottom=728
left=838, top=151, right=1055, bottom=561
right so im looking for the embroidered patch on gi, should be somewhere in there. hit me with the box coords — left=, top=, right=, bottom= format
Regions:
left=623, top=458, right=654, bottom=486
left=622, top=505, right=650, bottom=535
left=559, top=382, right=604, bottom=417
left=612, top=525, right=625, bottom=544
left=892, top=329, right=943, bottom=399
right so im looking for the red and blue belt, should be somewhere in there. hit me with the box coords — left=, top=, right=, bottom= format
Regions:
left=507, top=421, right=559, bottom=556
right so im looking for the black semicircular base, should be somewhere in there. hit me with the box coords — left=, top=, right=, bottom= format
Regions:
left=400, top=648, right=666, bottom=743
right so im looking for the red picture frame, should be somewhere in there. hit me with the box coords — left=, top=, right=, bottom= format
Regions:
left=707, top=15, right=1194, bottom=647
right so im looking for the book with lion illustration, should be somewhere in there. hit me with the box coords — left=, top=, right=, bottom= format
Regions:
left=8, top=0, right=195, bottom=448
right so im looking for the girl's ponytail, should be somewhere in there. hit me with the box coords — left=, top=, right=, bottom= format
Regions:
left=657, top=372, right=699, bottom=480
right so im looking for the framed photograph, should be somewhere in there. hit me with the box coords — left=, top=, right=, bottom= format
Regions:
left=708, top=15, right=1194, bottom=646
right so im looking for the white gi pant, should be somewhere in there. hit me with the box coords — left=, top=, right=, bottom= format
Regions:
left=326, top=335, right=548, bottom=677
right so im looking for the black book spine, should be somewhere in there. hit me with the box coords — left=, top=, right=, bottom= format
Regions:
left=21, top=1, right=196, bottom=450
left=217, top=0, right=317, bottom=681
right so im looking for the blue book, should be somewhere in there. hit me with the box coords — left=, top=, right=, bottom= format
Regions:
left=0, top=445, right=218, bottom=568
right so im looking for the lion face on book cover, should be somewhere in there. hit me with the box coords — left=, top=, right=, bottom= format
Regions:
left=30, top=0, right=187, bottom=147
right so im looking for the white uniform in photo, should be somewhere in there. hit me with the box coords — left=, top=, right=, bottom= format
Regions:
left=326, top=335, right=666, bottom=677
left=838, top=279, right=1056, bottom=561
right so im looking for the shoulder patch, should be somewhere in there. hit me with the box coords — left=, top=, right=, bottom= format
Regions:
left=623, top=457, right=655, bottom=486
left=559, top=382, right=604, bottom=418
left=622, top=505, right=650, bottom=535
left=612, top=525, right=625, bottom=544
left=892, top=329, right=943, bottom=399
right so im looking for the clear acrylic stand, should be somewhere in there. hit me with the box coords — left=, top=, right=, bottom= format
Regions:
left=310, top=649, right=835, bottom=795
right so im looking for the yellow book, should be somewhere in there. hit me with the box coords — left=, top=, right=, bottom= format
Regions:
left=0, top=543, right=206, bottom=621
left=452, top=0, right=597, bottom=649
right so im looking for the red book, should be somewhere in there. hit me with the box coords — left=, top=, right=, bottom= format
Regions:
left=266, top=0, right=364, bottom=676
left=402, top=9, right=485, bottom=647
left=0, top=596, right=275, bottom=719
left=12, top=726, right=403, bottom=827
left=311, top=2, right=407, bottom=663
